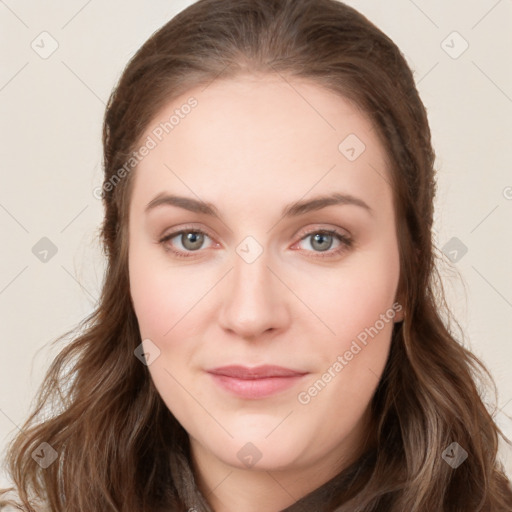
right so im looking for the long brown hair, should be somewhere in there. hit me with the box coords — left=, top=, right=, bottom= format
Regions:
left=1, top=0, right=511, bottom=510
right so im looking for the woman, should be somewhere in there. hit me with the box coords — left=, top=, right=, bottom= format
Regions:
left=1, top=0, right=511, bottom=510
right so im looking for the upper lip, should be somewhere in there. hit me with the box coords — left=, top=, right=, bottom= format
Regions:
left=207, top=365, right=307, bottom=379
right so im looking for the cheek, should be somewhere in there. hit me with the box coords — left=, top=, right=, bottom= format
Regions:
left=129, top=264, right=173, bottom=338
left=295, top=257, right=399, bottom=444
left=299, top=247, right=400, bottom=348
left=128, top=245, right=206, bottom=339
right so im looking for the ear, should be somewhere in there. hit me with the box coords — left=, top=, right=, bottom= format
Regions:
left=393, top=302, right=404, bottom=323
left=392, top=292, right=405, bottom=323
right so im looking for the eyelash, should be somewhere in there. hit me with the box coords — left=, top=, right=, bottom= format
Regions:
left=158, top=225, right=353, bottom=260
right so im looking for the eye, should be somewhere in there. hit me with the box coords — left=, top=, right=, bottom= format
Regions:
left=293, top=229, right=352, bottom=259
left=158, top=226, right=353, bottom=259
left=159, top=228, right=215, bottom=258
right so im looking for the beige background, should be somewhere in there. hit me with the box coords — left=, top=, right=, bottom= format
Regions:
left=1, top=0, right=511, bottom=487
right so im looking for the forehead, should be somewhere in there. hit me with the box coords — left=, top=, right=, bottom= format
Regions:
left=130, top=74, right=391, bottom=216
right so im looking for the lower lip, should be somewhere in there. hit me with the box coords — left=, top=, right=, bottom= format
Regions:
left=209, top=373, right=307, bottom=399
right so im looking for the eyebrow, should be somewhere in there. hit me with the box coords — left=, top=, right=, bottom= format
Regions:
left=144, top=192, right=373, bottom=219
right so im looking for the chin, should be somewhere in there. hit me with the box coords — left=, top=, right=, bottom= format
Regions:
left=204, top=426, right=310, bottom=471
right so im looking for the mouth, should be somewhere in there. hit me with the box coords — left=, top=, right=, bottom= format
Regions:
left=207, top=365, right=309, bottom=399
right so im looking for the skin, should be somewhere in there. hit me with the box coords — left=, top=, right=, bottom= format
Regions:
left=128, top=73, right=403, bottom=512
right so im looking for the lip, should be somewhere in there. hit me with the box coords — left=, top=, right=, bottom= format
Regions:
left=207, top=365, right=308, bottom=399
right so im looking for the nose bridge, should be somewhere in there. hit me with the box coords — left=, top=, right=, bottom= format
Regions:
left=219, top=240, right=287, bottom=338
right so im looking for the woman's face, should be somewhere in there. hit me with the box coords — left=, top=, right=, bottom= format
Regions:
left=128, top=74, right=402, bottom=477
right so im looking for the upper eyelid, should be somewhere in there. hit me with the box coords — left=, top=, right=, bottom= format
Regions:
left=160, top=225, right=216, bottom=243
left=160, top=222, right=351, bottom=238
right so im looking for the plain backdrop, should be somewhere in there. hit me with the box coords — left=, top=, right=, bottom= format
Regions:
left=1, top=0, right=511, bottom=487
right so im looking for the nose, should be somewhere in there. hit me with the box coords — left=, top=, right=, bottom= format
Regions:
left=218, top=250, right=290, bottom=341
